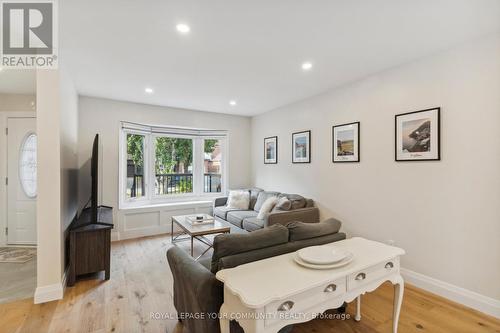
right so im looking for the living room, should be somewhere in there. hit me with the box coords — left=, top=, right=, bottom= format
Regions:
left=0, top=1, right=499, bottom=333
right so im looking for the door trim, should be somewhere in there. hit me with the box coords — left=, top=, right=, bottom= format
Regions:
left=0, top=112, right=36, bottom=246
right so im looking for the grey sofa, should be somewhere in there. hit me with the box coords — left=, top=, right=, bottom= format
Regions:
left=214, top=188, right=320, bottom=232
left=167, top=218, right=346, bottom=333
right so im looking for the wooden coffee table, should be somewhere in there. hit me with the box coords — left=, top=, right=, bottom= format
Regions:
left=171, top=215, right=231, bottom=260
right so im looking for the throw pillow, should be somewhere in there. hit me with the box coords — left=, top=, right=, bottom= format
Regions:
left=257, top=196, right=278, bottom=220
left=273, top=197, right=292, bottom=212
left=227, top=190, right=250, bottom=210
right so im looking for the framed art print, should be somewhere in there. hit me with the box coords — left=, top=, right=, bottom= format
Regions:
left=292, top=130, right=311, bottom=163
left=395, top=107, right=440, bottom=161
left=332, top=122, right=360, bottom=162
left=264, top=136, right=278, bottom=164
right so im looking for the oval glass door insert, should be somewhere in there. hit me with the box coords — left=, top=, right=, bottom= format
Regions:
left=19, top=133, right=37, bottom=198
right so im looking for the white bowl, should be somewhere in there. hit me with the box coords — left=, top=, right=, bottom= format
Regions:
left=294, top=252, right=354, bottom=270
left=297, top=245, right=348, bottom=265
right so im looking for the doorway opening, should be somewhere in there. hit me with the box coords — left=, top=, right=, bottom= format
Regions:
left=0, top=69, right=37, bottom=303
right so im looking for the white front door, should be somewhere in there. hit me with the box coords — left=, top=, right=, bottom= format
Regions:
left=7, top=117, right=37, bottom=245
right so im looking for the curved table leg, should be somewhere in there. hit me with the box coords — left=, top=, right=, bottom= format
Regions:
left=392, top=275, right=405, bottom=333
left=219, top=304, right=230, bottom=333
left=354, top=295, right=361, bottom=322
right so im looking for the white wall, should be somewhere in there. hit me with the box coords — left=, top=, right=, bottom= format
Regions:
left=35, top=70, right=63, bottom=302
left=78, top=97, right=252, bottom=240
left=59, top=71, right=79, bottom=273
left=251, top=35, right=500, bottom=311
left=0, top=93, right=36, bottom=112
left=35, top=68, right=79, bottom=303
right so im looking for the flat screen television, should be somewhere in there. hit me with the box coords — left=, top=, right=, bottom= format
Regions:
left=90, top=134, right=99, bottom=223
left=74, top=134, right=113, bottom=229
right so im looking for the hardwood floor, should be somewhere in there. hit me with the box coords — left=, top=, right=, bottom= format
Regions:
left=0, top=251, right=36, bottom=304
left=1, top=234, right=499, bottom=333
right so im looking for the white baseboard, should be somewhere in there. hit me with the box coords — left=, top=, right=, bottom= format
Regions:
left=34, top=268, right=68, bottom=304
left=401, top=268, right=500, bottom=319
left=34, top=282, right=64, bottom=304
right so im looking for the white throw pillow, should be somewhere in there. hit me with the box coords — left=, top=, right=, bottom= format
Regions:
left=227, top=190, right=250, bottom=210
left=257, top=196, right=278, bottom=220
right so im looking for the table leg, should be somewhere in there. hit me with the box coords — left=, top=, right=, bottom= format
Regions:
left=171, top=218, right=174, bottom=243
left=219, top=304, right=230, bottom=333
left=354, top=295, right=361, bottom=321
left=191, top=236, right=194, bottom=256
left=393, top=277, right=404, bottom=333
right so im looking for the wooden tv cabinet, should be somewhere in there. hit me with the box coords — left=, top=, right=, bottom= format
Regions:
left=67, top=206, right=113, bottom=287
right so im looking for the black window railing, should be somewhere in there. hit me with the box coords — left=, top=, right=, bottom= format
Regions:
left=128, top=173, right=222, bottom=196
left=156, top=173, right=193, bottom=194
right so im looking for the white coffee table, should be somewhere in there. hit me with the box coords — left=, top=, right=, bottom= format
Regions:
left=216, top=237, right=405, bottom=333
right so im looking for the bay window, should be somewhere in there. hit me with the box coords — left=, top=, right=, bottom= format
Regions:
left=119, top=122, right=227, bottom=208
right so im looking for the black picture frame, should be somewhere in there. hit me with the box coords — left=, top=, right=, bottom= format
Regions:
left=332, top=122, right=360, bottom=163
left=395, top=107, right=441, bottom=162
left=264, top=136, right=278, bottom=164
left=292, top=130, right=311, bottom=164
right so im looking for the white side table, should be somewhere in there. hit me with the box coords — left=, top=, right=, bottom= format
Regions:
left=216, top=237, right=405, bottom=333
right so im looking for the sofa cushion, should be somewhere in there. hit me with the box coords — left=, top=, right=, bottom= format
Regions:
left=226, top=210, right=258, bottom=228
left=214, top=206, right=243, bottom=220
left=242, top=217, right=265, bottom=232
left=257, top=196, right=278, bottom=220
left=227, top=190, right=250, bottom=210
left=254, top=191, right=280, bottom=212
left=248, top=188, right=264, bottom=210
left=287, top=218, right=342, bottom=241
left=279, top=193, right=307, bottom=210
left=272, top=197, right=292, bottom=212
left=211, top=224, right=289, bottom=273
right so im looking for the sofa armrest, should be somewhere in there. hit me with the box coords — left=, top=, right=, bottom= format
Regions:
left=214, top=196, right=228, bottom=208
left=267, top=207, right=320, bottom=227
left=166, top=247, right=223, bottom=333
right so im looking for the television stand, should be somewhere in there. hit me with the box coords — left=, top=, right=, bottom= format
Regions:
left=67, top=206, right=114, bottom=287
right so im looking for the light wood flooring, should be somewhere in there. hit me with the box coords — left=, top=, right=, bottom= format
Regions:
left=1, top=234, right=499, bottom=333
left=0, top=251, right=36, bottom=304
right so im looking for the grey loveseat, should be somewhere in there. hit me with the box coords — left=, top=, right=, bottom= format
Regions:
left=167, top=218, right=346, bottom=333
left=214, top=188, right=319, bottom=232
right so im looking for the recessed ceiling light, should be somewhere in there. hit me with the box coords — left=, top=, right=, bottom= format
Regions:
left=229, top=100, right=237, bottom=106
left=301, top=62, right=313, bottom=71
left=176, top=23, right=190, bottom=34
left=145, top=87, right=154, bottom=94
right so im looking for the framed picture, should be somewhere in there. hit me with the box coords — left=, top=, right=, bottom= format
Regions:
left=395, top=107, right=440, bottom=161
left=264, top=136, right=278, bottom=164
left=332, top=122, right=360, bottom=162
left=292, top=130, right=311, bottom=163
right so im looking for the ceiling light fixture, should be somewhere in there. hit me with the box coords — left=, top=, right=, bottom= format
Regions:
left=176, top=23, right=190, bottom=34
left=301, top=62, right=313, bottom=71
left=145, top=87, right=154, bottom=94
left=229, top=100, right=237, bottom=106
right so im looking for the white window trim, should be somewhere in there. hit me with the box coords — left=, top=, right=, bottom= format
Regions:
left=119, top=122, right=228, bottom=209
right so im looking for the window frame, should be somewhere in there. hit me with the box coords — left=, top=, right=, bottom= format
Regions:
left=120, top=128, right=150, bottom=207
left=119, top=123, right=228, bottom=209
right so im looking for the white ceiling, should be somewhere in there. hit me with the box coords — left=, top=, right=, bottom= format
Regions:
left=60, top=0, right=500, bottom=116
left=0, top=69, right=36, bottom=94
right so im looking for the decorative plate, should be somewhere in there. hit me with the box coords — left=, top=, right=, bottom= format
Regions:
left=297, top=245, right=348, bottom=265
left=293, top=252, right=354, bottom=270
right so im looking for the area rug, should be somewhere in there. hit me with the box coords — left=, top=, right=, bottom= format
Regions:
left=0, top=247, right=36, bottom=263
